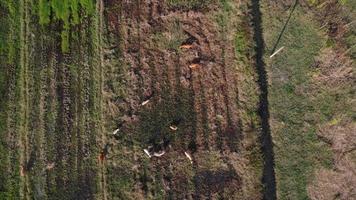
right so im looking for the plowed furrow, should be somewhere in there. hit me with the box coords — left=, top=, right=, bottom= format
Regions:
left=19, top=0, right=31, bottom=197
left=44, top=47, right=59, bottom=199
left=54, top=56, right=73, bottom=197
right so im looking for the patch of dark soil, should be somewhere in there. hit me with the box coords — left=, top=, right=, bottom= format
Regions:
left=53, top=55, right=75, bottom=198
left=182, top=35, right=198, bottom=46
left=193, top=169, right=241, bottom=196
left=166, top=169, right=193, bottom=199
left=24, top=151, right=36, bottom=172
left=166, top=0, right=215, bottom=12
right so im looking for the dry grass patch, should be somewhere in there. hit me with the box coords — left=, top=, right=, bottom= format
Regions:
left=308, top=154, right=356, bottom=200
left=313, top=47, right=354, bottom=87
left=308, top=120, right=356, bottom=200
left=317, top=120, right=356, bottom=160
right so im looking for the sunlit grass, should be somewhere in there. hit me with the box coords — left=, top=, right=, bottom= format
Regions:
left=38, top=0, right=95, bottom=52
left=262, top=4, right=342, bottom=199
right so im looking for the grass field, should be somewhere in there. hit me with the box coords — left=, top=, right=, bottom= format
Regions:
left=1, top=0, right=353, bottom=199
left=1, top=0, right=101, bottom=199
left=262, top=1, right=354, bottom=199
left=0, top=1, right=22, bottom=199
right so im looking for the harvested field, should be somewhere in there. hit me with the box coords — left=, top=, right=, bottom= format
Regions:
left=100, top=1, right=263, bottom=199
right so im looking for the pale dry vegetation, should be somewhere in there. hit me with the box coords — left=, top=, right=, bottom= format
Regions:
left=313, top=47, right=354, bottom=87
left=308, top=120, right=356, bottom=200
left=317, top=121, right=356, bottom=159
left=308, top=158, right=356, bottom=200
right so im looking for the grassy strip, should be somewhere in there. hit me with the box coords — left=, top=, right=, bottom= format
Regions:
left=0, top=1, right=29, bottom=199
left=18, top=0, right=31, bottom=198
left=24, top=2, right=51, bottom=198
left=78, top=14, right=101, bottom=197
left=262, top=3, right=336, bottom=199
left=101, top=12, right=135, bottom=200
left=213, top=0, right=263, bottom=198
left=92, top=0, right=108, bottom=198
left=87, top=4, right=104, bottom=197
left=0, top=1, right=22, bottom=199
left=43, top=44, right=58, bottom=199
left=0, top=3, right=10, bottom=198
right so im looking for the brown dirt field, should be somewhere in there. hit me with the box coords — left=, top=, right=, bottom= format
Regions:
left=99, top=0, right=262, bottom=199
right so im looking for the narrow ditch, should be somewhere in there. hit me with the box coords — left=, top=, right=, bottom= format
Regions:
left=250, top=0, right=277, bottom=199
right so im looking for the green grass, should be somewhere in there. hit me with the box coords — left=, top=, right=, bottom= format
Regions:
left=167, top=0, right=213, bottom=10
left=0, top=4, right=9, bottom=184
left=0, top=93, right=7, bottom=199
left=38, top=0, right=95, bottom=52
left=262, top=4, right=339, bottom=199
left=213, top=0, right=263, bottom=197
left=1, top=0, right=101, bottom=198
left=0, top=1, right=22, bottom=199
left=150, top=20, right=186, bottom=51
left=342, top=0, right=356, bottom=59
left=0, top=1, right=20, bottom=64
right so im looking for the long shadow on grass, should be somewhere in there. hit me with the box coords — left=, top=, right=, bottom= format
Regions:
left=270, top=0, right=299, bottom=54
left=250, top=0, right=277, bottom=199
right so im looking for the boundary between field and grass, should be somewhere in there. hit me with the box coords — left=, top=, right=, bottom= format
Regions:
left=250, top=0, right=277, bottom=199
